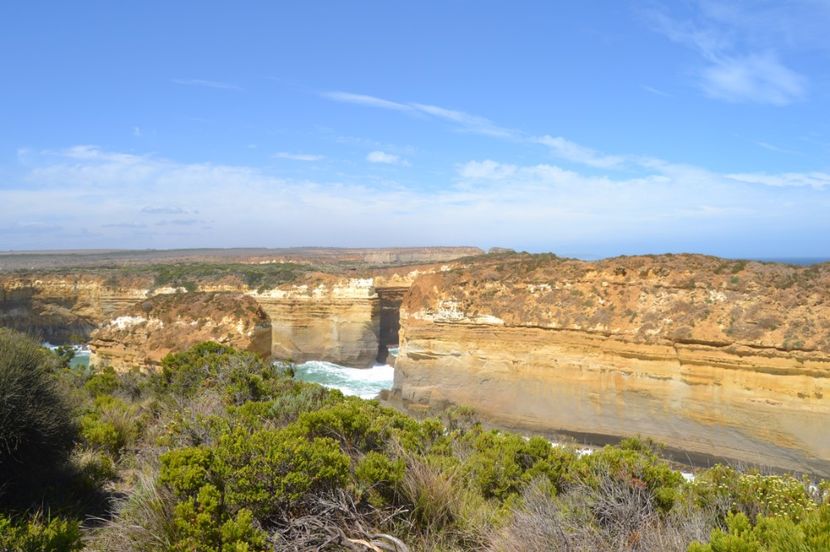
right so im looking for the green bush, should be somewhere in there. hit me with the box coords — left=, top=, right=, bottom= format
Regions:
left=570, top=437, right=686, bottom=512
left=79, top=395, right=143, bottom=457
left=688, top=506, right=830, bottom=551
left=160, top=446, right=216, bottom=498
left=157, top=342, right=282, bottom=404
left=0, top=329, right=77, bottom=506
left=216, top=428, right=350, bottom=518
left=83, top=366, right=119, bottom=397
left=356, top=450, right=405, bottom=505
left=296, top=397, right=432, bottom=454
left=693, top=465, right=817, bottom=523
left=0, top=514, right=83, bottom=552
left=459, top=429, right=576, bottom=500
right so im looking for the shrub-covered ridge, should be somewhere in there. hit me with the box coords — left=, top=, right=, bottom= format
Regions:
left=0, top=333, right=828, bottom=551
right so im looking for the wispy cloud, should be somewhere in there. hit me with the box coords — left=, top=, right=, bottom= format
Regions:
left=323, top=90, right=630, bottom=169
left=141, top=206, right=190, bottom=215
left=699, top=53, right=805, bottom=105
left=322, top=91, right=516, bottom=138
left=642, top=85, right=673, bottom=97
left=755, top=141, right=801, bottom=155
left=172, top=78, right=242, bottom=91
left=726, top=171, right=830, bottom=190
left=367, top=151, right=410, bottom=166
left=457, top=160, right=517, bottom=180
left=644, top=2, right=807, bottom=105
left=321, top=91, right=410, bottom=111
left=536, top=136, right=625, bottom=169
left=273, top=152, right=324, bottom=161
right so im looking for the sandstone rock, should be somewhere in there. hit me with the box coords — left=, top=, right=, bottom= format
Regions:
left=393, top=253, right=830, bottom=476
left=89, top=292, right=271, bottom=371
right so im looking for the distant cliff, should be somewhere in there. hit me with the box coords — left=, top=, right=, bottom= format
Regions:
left=0, top=261, right=446, bottom=367
left=393, top=253, right=830, bottom=476
left=89, top=292, right=271, bottom=370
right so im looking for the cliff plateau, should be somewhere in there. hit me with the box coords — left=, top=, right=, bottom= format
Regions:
left=89, top=292, right=271, bottom=371
left=393, top=253, right=830, bottom=476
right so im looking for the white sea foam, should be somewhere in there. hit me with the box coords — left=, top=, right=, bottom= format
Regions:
left=293, top=361, right=394, bottom=399
left=43, top=342, right=90, bottom=356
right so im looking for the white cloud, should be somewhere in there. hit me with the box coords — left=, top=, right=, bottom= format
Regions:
left=644, top=3, right=807, bottom=105
left=3, top=146, right=827, bottom=254
left=324, top=91, right=633, bottom=170
left=410, top=103, right=515, bottom=138
left=457, top=160, right=517, bottom=180
left=726, top=171, right=830, bottom=190
left=642, top=85, right=673, bottom=97
left=367, top=151, right=409, bottom=166
left=273, top=152, right=325, bottom=161
left=321, top=91, right=411, bottom=111
left=171, top=78, right=242, bottom=91
left=700, top=53, right=805, bottom=105
left=322, top=91, right=516, bottom=138
left=536, top=136, right=626, bottom=169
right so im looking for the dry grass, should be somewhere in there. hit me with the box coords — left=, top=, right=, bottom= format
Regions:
left=85, top=471, right=176, bottom=552
left=487, top=475, right=721, bottom=552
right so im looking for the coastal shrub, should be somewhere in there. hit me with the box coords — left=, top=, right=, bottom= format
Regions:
left=0, top=514, right=83, bottom=552
left=356, top=450, right=405, bottom=505
left=688, top=506, right=830, bottom=552
left=693, top=465, right=817, bottom=523
left=0, top=329, right=77, bottom=506
left=217, top=428, right=350, bottom=518
left=295, top=397, right=426, bottom=454
left=160, top=446, right=216, bottom=498
left=53, top=344, right=76, bottom=369
left=83, top=365, right=119, bottom=396
left=169, top=485, right=268, bottom=552
left=80, top=395, right=143, bottom=457
left=568, top=437, right=686, bottom=513
left=157, top=342, right=283, bottom=405
left=460, top=429, right=576, bottom=500
left=72, top=447, right=118, bottom=487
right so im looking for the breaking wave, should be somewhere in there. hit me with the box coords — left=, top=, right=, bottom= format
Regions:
left=292, top=360, right=394, bottom=399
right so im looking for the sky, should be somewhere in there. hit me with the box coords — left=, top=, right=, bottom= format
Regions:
left=1, top=1, right=830, bottom=258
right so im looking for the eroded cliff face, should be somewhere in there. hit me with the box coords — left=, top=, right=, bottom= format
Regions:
left=90, top=292, right=271, bottom=371
left=393, top=254, right=830, bottom=476
left=0, top=275, right=155, bottom=343
left=0, top=271, right=387, bottom=367
left=241, top=275, right=381, bottom=367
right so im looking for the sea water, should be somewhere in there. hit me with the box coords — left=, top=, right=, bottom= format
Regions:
left=43, top=342, right=91, bottom=369
left=292, top=361, right=394, bottom=399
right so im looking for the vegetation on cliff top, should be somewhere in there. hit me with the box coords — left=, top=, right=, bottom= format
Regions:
left=0, top=331, right=828, bottom=551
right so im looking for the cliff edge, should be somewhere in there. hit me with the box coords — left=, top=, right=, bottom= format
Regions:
left=394, top=253, right=830, bottom=475
left=89, top=292, right=271, bottom=371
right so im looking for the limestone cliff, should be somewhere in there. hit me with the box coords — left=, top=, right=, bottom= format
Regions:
left=393, top=253, right=830, bottom=476
left=0, top=274, right=155, bottom=343
left=242, top=275, right=381, bottom=367
left=89, top=292, right=271, bottom=371
left=0, top=270, right=387, bottom=367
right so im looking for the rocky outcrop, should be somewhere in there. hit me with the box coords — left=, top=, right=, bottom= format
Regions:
left=0, top=275, right=154, bottom=343
left=0, top=272, right=384, bottom=366
left=0, top=253, right=471, bottom=367
left=393, top=253, right=830, bottom=476
left=89, top=292, right=271, bottom=371
left=243, top=276, right=381, bottom=367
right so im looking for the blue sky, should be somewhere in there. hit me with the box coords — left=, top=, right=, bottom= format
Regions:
left=1, top=1, right=829, bottom=258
